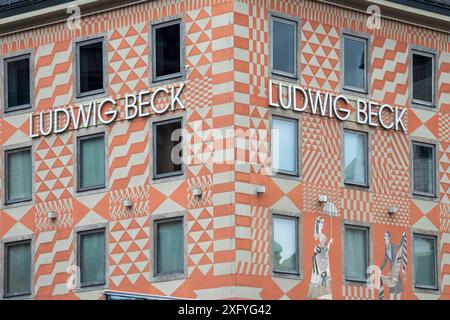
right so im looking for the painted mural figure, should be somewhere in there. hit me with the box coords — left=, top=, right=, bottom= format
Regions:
left=307, top=217, right=333, bottom=299
left=379, top=231, right=408, bottom=300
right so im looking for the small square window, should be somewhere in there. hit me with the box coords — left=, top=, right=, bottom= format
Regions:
left=270, top=16, right=297, bottom=78
left=344, top=130, right=368, bottom=186
left=78, top=229, right=106, bottom=287
left=5, top=55, right=31, bottom=111
left=5, top=147, right=32, bottom=204
left=413, top=234, right=437, bottom=290
left=153, top=20, right=182, bottom=81
left=343, top=35, right=367, bottom=92
left=153, top=118, right=183, bottom=179
left=4, top=240, right=32, bottom=297
left=77, top=134, right=106, bottom=191
left=77, top=39, right=104, bottom=96
left=344, top=225, right=369, bottom=282
left=272, top=116, right=298, bottom=176
left=155, top=218, right=184, bottom=276
left=412, top=52, right=434, bottom=106
left=412, top=142, right=436, bottom=197
left=272, top=215, right=299, bottom=274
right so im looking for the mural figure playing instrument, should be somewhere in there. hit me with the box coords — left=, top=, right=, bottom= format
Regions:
left=307, top=217, right=333, bottom=299
left=378, top=231, right=408, bottom=300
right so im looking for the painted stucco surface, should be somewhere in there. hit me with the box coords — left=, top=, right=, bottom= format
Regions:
left=0, top=0, right=448, bottom=300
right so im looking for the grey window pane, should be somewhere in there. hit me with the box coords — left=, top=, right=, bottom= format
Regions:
left=79, top=136, right=105, bottom=189
left=273, top=216, right=297, bottom=273
left=272, top=118, right=297, bottom=174
left=344, top=37, right=366, bottom=90
left=7, top=57, right=30, bottom=108
left=6, top=241, right=31, bottom=296
left=413, top=54, right=433, bottom=103
left=345, top=227, right=368, bottom=280
left=413, top=144, right=434, bottom=195
left=155, top=23, right=181, bottom=78
left=7, top=149, right=32, bottom=202
left=79, top=41, right=103, bottom=93
left=344, top=131, right=367, bottom=185
left=414, top=236, right=436, bottom=288
left=156, top=220, right=184, bottom=274
left=155, top=120, right=182, bottom=176
left=272, top=19, right=295, bottom=75
left=80, top=231, right=105, bottom=285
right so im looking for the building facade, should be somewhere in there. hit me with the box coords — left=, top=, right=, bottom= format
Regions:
left=0, top=0, right=449, bottom=300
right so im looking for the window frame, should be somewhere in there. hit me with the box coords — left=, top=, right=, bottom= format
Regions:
left=152, top=214, right=187, bottom=281
left=411, top=141, right=437, bottom=198
left=4, top=146, right=33, bottom=205
left=271, top=213, right=301, bottom=277
left=76, top=227, right=108, bottom=289
left=343, top=224, right=370, bottom=283
left=269, top=14, right=299, bottom=79
left=152, top=117, right=184, bottom=180
left=342, top=33, right=369, bottom=94
left=410, top=49, right=436, bottom=108
left=412, top=233, right=438, bottom=291
left=151, top=18, right=184, bottom=83
left=2, top=238, right=33, bottom=299
left=75, top=36, right=107, bottom=99
left=271, top=114, right=299, bottom=177
left=76, top=132, right=106, bottom=193
left=3, top=53, right=33, bottom=113
left=343, top=129, right=369, bottom=188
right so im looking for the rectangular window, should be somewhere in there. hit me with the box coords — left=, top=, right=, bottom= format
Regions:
left=77, top=134, right=105, bottom=191
left=78, top=229, right=106, bottom=287
left=272, top=215, right=299, bottom=274
left=77, top=39, right=104, bottom=96
left=153, top=20, right=182, bottom=81
left=412, top=51, right=434, bottom=105
left=344, top=130, right=368, bottom=186
left=155, top=218, right=184, bottom=275
left=271, top=15, right=297, bottom=78
left=344, top=225, right=369, bottom=282
left=4, top=240, right=31, bottom=297
left=5, top=55, right=31, bottom=111
left=5, top=147, right=32, bottom=204
left=154, top=118, right=182, bottom=179
left=412, top=142, right=436, bottom=197
left=343, top=35, right=367, bottom=92
left=414, top=234, right=437, bottom=289
left=272, top=116, right=298, bottom=175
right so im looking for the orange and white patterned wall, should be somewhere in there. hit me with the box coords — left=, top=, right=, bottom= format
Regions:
left=0, top=0, right=449, bottom=300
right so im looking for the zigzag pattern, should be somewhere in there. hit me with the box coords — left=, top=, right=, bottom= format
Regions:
left=109, top=186, right=149, bottom=220
left=34, top=41, right=73, bottom=111
left=371, top=38, right=408, bottom=106
left=35, top=199, right=73, bottom=231
left=109, top=119, right=150, bottom=190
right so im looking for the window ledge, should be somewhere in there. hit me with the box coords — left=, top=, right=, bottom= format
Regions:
left=75, top=186, right=108, bottom=197
left=411, top=193, right=438, bottom=202
left=151, top=272, right=187, bottom=283
left=152, top=172, right=185, bottom=184
left=75, top=283, right=108, bottom=294
left=271, top=271, right=303, bottom=281
left=2, top=199, right=34, bottom=209
left=410, top=101, right=437, bottom=112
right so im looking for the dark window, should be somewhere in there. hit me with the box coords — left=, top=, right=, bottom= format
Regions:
left=413, top=142, right=435, bottom=196
left=271, top=16, right=297, bottom=77
left=272, top=215, right=299, bottom=274
left=4, top=240, right=31, bottom=297
left=155, top=218, right=184, bottom=275
left=414, top=234, right=437, bottom=289
left=412, top=52, right=434, bottom=104
left=344, top=130, right=368, bottom=186
left=78, top=229, right=106, bottom=287
left=5, top=147, right=32, bottom=204
left=154, top=119, right=182, bottom=178
left=78, top=134, right=105, bottom=191
left=344, top=225, right=369, bottom=282
left=153, top=20, right=181, bottom=80
left=78, top=40, right=104, bottom=95
left=6, top=55, right=30, bottom=110
left=343, top=35, right=367, bottom=92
